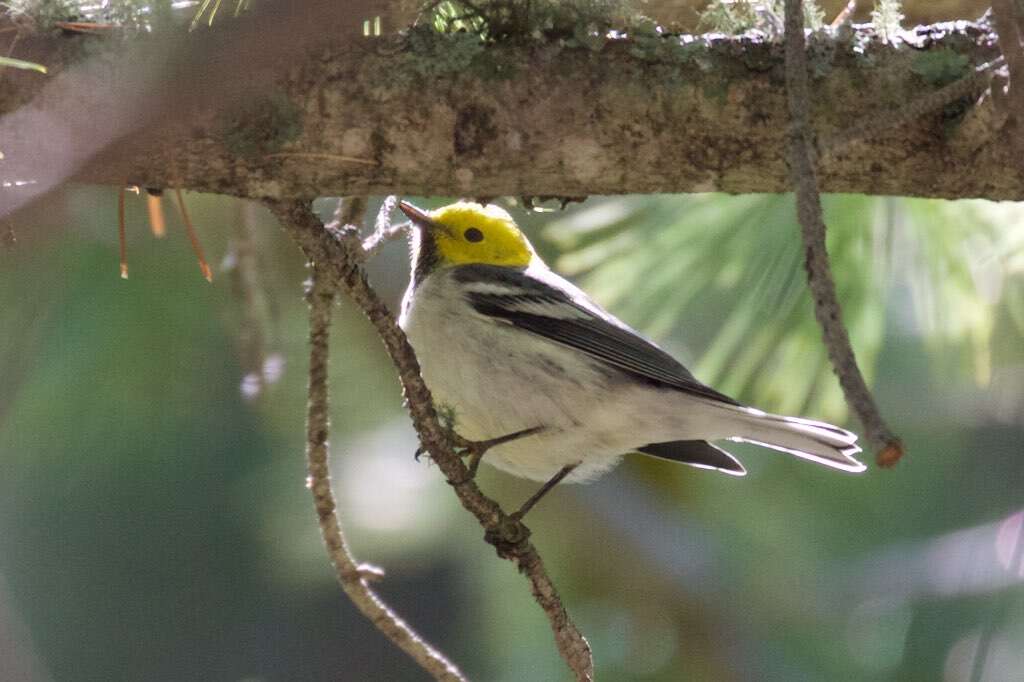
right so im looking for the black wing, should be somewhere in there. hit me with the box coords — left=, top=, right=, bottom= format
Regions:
left=454, top=264, right=741, bottom=406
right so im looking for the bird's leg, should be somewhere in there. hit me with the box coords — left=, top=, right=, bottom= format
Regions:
left=459, top=425, right=545, bottom=479
left=433, top=425, right=545, bottom=486
left=510, top=464, right=578, bottom=521
left=483, top=461, right=576, bottom=558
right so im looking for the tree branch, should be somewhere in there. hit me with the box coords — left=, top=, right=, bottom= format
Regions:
left=2, top=18, right=1019, bottom=219
left=784, top=0, right=904, bottom=467
left=269, top=198, right=594, bottom=681
left=301, top=215, right=467, bottom=682
left=820, top=54, right=1003, bottom=157
left=992, top=0, right=1024, bottom=144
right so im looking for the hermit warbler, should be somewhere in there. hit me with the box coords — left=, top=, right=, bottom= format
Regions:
left=398, top=200, right=866, bottom=484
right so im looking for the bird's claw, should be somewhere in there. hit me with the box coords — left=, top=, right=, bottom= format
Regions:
left=439, top=426, right=545, bottom=486
left=449, top=432, right=477, bottom=456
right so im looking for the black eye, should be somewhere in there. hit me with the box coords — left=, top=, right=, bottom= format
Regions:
left=464, top=227, right=484, bottom=243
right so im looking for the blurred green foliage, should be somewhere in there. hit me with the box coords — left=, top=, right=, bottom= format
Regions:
left=2, top=3, right=1021, bottom=681
left=2, top=189, right=1022, bottom=681
left=547, top=194, right=1024, bottom=421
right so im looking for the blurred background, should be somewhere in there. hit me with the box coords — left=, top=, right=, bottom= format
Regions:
left=3, top=0, right=1024, bottom=680
left=1, top=188, right=1022, bottom=681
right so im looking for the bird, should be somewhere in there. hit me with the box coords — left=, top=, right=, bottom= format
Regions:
left=397, top=199, right=865, bottom=491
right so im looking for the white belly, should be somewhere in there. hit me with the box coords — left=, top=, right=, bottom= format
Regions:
left=399, top=270, right=719, bottom=482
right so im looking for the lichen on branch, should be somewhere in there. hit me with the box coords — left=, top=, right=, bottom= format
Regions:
left=0, top=9, right=1017, bottom=214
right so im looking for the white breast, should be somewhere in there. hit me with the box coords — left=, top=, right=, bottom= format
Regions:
left=398, top=269, right=710, bottom=482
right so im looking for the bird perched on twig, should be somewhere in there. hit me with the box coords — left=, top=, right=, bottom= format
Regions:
left=398, top=200, right=865, bottom=497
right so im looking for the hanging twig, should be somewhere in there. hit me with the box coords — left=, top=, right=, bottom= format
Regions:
left=267, top=198, right=594, bottom=682
left=301, top=206, right=466, bottom=682
left=784, top=0, right=904, bottom=467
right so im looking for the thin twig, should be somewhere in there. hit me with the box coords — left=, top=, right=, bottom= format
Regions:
left=784, top=0, right=904, bottom=467
left=362, top=220, right=410, bottom=257
left=375, top=195, right=398, bottom=234
left=267, top=198, right=594, bottom=681
left=302, top=232, right=466, bottom=682
left=362, top=195, right=409, bottom=257
left=820, top=56, right=1004, bottom=157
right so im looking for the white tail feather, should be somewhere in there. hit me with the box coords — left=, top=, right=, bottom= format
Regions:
left=726, top=407, right=866, bottom=473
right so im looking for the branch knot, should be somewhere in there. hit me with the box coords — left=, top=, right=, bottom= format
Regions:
left=484, top=516, right=533, bottom=560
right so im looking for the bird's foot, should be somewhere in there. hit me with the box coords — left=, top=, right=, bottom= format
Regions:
left=446, top=426, right=546, bottom=484
left=413, top=433, right=478, bottom=466
left=482, top=462, right=577, bottom=559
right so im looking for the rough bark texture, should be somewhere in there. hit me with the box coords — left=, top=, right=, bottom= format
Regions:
left=302, top=251, right=466, bottom=681
left=992, top=0, right=1024, bottom=151
left=268, top=199, right=594, bottom=681
left=1, top=17, right=1018, bottom=217
left=784, top=0, right=903, bottom=464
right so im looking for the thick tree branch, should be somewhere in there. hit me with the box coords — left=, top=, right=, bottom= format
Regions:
left=992, top=0, right=1024, bottom=144
left=268, top=198, right=594, bottom=681
left=1, top=18, right=1018, bottom=218
left=784, top=0, right=903, bottom=466
left=302, top=227, right=466, bottom=682
left=820, top=54, right=1003, bottom=156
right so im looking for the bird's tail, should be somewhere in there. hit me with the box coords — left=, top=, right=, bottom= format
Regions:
left=724, top=406, right=866, bottom=473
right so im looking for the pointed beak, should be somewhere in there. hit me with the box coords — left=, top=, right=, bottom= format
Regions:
left=399, top=201, right=433, bottom=229
left=400, top=200, right=453, bottom=239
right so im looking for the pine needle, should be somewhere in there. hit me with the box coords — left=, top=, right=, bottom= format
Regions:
left=147, top=193, right=166, bottom=238
left=264, top=152, right=378, bottom=166
left=0, top=56, right=47, bottom=73
left=174, top=189, right=213, bottom=282
left=118, top=187, right=128, bottom=279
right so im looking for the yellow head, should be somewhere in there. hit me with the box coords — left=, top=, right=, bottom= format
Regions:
left=400, top=201, right=535, bottom=273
